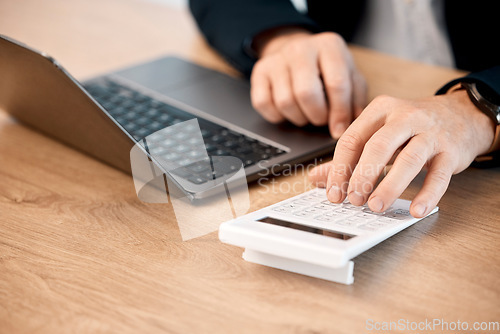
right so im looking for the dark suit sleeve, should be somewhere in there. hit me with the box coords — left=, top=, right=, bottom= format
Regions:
left=437, top=66, right=500, bottom=167
left=189, top=0, right=321, bottom=77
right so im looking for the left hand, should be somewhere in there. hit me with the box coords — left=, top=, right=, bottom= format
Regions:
left=309, top=89, right=496, bottom=218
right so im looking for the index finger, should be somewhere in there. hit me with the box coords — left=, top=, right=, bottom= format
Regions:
left=326, top=101, right=388, bottom=203
left=319, top=49, right=353, bottom=139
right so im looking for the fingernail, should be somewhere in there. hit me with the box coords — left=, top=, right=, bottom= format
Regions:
left=368, top=196, right=384, bottom=212
left=348, top=191, right=365, bottom=206
left=413, top=203, right=427, bottom=217
left=332, top=123, right=345, bottom=138
left=328, top=185, right=342, bottom=203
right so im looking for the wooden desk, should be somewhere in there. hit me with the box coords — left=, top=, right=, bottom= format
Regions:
left=1, top=0, right=499, bottom=333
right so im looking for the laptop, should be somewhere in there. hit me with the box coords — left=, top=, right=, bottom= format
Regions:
left=0, top=35, right=335, bottom=198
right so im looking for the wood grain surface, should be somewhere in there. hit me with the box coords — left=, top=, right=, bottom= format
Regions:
left=1, top=0, right=499, bottom=333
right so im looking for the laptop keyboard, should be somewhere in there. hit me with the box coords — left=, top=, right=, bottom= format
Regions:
left=83, top=79, right=286, bottom=183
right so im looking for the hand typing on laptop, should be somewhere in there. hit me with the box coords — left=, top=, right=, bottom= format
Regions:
left=250, top=29, right=367, bottom=139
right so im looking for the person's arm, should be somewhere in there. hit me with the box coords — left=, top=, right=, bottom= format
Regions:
left=309, top=66, right=500, bottom=218
left=189, top=0, right=320, bottom=77
left=189, top=0, right=368, bottom=138
left=437, top=66, right=500, bottom=166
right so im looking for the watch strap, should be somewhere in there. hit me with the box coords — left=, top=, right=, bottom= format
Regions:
left=436, top=66, right=500, bottom=98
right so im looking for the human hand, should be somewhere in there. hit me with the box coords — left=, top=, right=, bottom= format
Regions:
left=250, top=29, right=367, bottom=138
left=309, top=89, right=496, bottom=217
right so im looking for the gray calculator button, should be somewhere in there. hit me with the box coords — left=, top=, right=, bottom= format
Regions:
left=384, top=209, right=411, bottom=220
left=392, top=209, right=411, bottom=216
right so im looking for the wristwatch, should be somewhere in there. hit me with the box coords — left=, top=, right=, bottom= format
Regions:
left=461, top=81, right=500, bottom=154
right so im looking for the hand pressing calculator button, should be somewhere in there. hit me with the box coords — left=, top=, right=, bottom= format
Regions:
left=219, top=187, right=439, bottom=285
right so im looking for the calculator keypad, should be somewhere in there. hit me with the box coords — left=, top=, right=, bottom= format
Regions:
left=270, top=189, right=413, bottom=234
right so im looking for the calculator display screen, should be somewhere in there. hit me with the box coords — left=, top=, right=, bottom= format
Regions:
left=258, top=217, right=355, bottom=240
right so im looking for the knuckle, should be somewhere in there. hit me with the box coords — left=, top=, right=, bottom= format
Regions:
left=295, top=86, right=317, bottom=104
left=372, top=94, right=395, bottom=106
left=324, top=76, right=349, bottom=94
left=274, top=96, right=295, bottom=112
left=318, top=32, right=344, bottom=45
left=329, top=166, right=349, bottom=179
left=251, top=93, right=269, bottom=111
left=366, top=135, right=394, bottom=156
left=309, top=113, right=328, bottom=126
left=352, top=172, right=374, bottom=190
left=398, top=148, right=427, bottom=167
left=430, top=167, right=452, bottom=185
left=337, top=131, right=363, bottom=154
left=252, top=59, right=268, bottom=74
left=285, top=40, right=307, bottom=55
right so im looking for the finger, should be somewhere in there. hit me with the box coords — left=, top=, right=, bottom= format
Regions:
left=348, top=122, right=414, bottom=206
left=366, top=134, right=433, bottom=212
left=250, top=69, right=284, bottom=123
left=326, top=101, right=388, bottom=203
left=308, top=163, right=332, bottom=188
left=352, top=70, right=368, bottom=118
left=270, top=64, right=308, bottom=126
left=409, top=153, right=454, bottom=218
left=289, top=54, right=328, bottom=126
left=318, top=45, right=353, bottom=138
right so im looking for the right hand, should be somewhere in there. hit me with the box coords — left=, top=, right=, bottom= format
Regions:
left=250, top=29, right=368, bottom=138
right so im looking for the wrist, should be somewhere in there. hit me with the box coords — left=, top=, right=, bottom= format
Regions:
left=448, top=88, right=496, bottom=156
left=253, top=27, right=312, bottom=58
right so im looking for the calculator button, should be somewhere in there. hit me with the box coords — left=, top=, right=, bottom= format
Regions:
left=320, top=200, right=341, bottom=207
left=368, top=222, right=389, bottom=228
left=336, top=220, right=358, bottom=227
left=308, top=191, right=326, bottom=198
left=291, top=199, right=311, bottom=206
left=357, top=224, right=378, bottom=231
left=300, top=195, right=322, bottom=202
left=351, top=215, right=376, bottom=225
left=313, top=204, right=331, bottom=210
left=378, top=217, right=399, bottom=224
left=272, top=204, right=300, bottom=213
left=384, top=209, right=411, bottom=220
left=293, top=211, right=309, bottom=217
left=392, top=209, right=411, bottom=216
left=315, top=215, right=339, bottom=222
left=354, top=212, right=379, bottom=221
left=341, top=203, right=366, bottom=211
left=303, top=208, right=323, bottom=215
left=333, top=208, right=356, bottom=217
left=323, top=211, right=339, bottom=217
left=272, top=206, right=288, bottom=213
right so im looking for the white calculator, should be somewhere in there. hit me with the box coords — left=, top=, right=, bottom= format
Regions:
left=219, top=187, right=438, bottom=284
